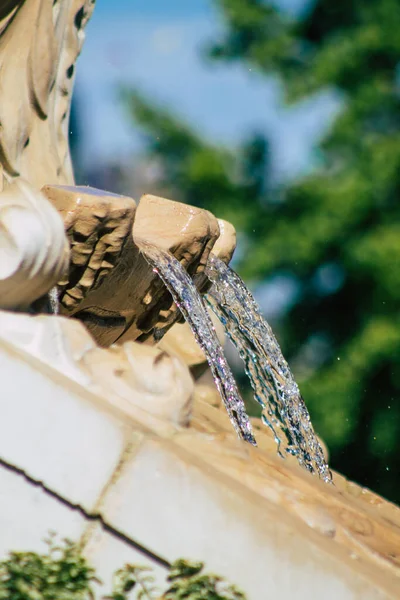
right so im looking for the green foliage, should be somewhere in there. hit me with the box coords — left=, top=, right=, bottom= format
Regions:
left=0, top=537, right=247, bottom=600
left=0, top=533, right=99, bottom=600
left=120, top=89, right=269, bottom=231
left=163, top=559, right=246, bottom=600
left=122, top=0, right=400, bottom=503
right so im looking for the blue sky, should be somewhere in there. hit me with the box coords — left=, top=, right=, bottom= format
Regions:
left=75, top=0, right=340, bottom=180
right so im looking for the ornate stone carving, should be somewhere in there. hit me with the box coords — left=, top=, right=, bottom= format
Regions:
left=0, top=0, right=95, bottom=189
left=42, top=186, right=225, bottom=347
left=0, top=0, right=234, bottom=344
left=0, top=178, right=69, bottom=310
left=0, top=0, right=95, bottom=311
left=0, top=0, right=231, bottom=432
left=131, top=194, right=221, bottom=343
left=42, top=184, right=138, bottom=344
left=0, top=309, right=194, bottom=426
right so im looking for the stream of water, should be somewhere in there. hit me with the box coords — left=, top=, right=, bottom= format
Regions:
left=139, top=241, right=330, bottom=482
left=138, top=241, right=256, bottom=445
left=205, top=253, right=332, bottom=483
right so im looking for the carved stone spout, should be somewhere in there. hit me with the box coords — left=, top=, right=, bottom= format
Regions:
left=42, top=186, right=222, bottom=346
left=131, top=194, right=221, bottom=342
left=157, top=217, right=238, bottom=378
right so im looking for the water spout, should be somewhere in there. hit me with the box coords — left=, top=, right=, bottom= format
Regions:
left=138, top=241, right=256, bottom=445
left=205, top=253, right=332, bottom=483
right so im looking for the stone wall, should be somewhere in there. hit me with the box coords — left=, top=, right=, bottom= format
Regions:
left=0, top=314, right=399, bottom=598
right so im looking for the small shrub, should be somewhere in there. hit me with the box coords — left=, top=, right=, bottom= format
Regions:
left=0, top=536, right=247, bottom=600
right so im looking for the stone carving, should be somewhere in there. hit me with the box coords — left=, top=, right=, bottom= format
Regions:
left=42, top=186, right=227, bottom=347
left=0, top=178, right=69, bottom=311
left=0, top=309, right=193, bottom=426
left=156, top=217, right=236, bottom=377
left=0, top=0, right=234, bottom=346
left=131, top=194, right=221, bottom=344
left=42, top=184, right=138, bottom=345
left=0, top=0, right=231, bottom=431
left=0, top=0, right=95, bottom=189
left=0, top=0, right=95, bottom=311
left=1, top=3, right=400, bottom=597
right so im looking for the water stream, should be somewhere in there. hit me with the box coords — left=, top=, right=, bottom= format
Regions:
left=139, top=241, right=331, bottom=482
left=205, top=253, right=332, bottom=483
left=138, top=241, right=256, bottom=445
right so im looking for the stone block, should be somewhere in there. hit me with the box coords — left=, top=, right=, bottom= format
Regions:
left=96, top=437, right=395, bottom=599
left=0, top=339, right=129, bottom=511
left=82, top=524, right=167, bottom=594
left=0, top=464, right=86, bottom=558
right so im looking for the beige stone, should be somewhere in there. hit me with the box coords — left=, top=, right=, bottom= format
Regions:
left=0, top=335, right=130, bottom=511
left=0, top=310, right=194, bottom=427
left=0, top=466, right=86, bottom=559
left=213, top=219, right=237, bottom=265
left=41, top=187, right=225, bottom=346
left=0, top=0, right=94, bottom=312
left=176, top=406, right=400, bottom=586
left=0, top=0, right=94, bottom=190
left=81, top=524, right=168, bottom=594
left=1, top=321, right=400, bottom=597
left=191, top=216, right=237, bottom=298
left=156, top=217, right=235, bottom=378
left=0, top=178, right=69, bottom=311
left=158, top=307, right=225, bottom=380
left=82, top=340, right=194, bottom=426
left=133, top=195, right=220, bottom=272
left=130, top=194, right=221, bottom=343
left=94, top=436, right=400, bottom=599
left=42, top=185, right=137, bottom=320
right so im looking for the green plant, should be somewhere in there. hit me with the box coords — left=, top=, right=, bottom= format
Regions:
left=0, top=537, right=247, bottom=600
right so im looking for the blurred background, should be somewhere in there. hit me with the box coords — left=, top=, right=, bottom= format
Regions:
left=71, top=0, right=400, bottom=503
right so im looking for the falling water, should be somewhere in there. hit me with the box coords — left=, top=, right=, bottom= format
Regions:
left=138, top=241, right=256, bottom=445
left=205, top=253, right=332, bottom=483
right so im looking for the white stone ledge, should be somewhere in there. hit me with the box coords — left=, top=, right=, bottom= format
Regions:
left=0, top=462, right=165, bottom=594
left=95, top=438, right=396, bottom=600
left=0, top=336, right=398, bottom=599
left=82, top=523, right=168, bottom=592
left=0, top=339, right=131, bottom=511
left=0, top=464, right=86, bottom=557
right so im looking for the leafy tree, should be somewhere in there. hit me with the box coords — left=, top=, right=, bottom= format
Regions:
left=122, top=0, right=400, bottom=503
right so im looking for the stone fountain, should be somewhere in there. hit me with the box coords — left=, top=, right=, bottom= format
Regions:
left=0, top=1, right=399, bottom=598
